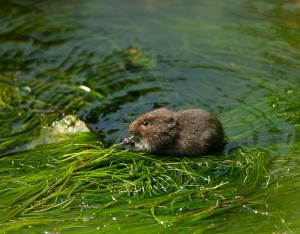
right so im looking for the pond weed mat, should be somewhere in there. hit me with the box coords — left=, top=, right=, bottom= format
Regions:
left=0, top=132, right=288, bottom=233
left=0, top=53, right=299, bottom=233
left=0, top=1, right=300, bottom=232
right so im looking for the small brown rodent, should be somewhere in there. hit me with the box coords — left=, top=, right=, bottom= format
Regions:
left=123, top=108, right=224, bottom=156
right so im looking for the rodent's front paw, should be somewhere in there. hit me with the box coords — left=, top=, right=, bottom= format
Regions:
left=122, top=136, right=135, bottom=145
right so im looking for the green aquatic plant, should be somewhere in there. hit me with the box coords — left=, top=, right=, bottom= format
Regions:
left=0, top=0, right=300, bottom=233
left=0, top=42, right=158, bottom=153
left=0, top=131, right=274, bottom=233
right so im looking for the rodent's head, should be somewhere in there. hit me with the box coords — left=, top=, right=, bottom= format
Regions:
left=129, top=108, right=179, bottom=152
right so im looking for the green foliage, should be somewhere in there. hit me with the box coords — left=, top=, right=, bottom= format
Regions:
left=0, top=133, right=274, bottom=233
left=0, top=0, right=300, bottom=233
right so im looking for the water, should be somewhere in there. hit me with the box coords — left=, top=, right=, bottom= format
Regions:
left=0, top=0, right=299, bottom=233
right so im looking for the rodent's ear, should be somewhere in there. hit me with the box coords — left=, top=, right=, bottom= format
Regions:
left=164, top=116, right=176, bottom=129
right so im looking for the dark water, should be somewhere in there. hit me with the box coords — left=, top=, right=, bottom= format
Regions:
left=0, top=0, right=300, bottom=233
left=1, top=0, right=298, bottom=148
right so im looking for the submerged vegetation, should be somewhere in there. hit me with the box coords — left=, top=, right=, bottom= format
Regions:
left=1, top=77, right=299, bottom=233
left=0, top=0, right=300, bottom=233
left=0, top=132, right=274, bottom=233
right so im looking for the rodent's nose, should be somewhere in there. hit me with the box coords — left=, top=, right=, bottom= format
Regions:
left=129, top=127, right=138, bottom=136
left=129, top=121, right=140, bottom=136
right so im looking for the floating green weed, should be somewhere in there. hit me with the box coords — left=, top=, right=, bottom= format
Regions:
left=0, top=132, right=274, bottom=233
left=0, top=1, right=300, bottom=233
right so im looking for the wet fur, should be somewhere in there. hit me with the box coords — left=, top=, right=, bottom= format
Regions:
left=128, top=108, right=224, bottom=156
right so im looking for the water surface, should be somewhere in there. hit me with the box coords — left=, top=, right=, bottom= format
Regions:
left=0, top=0, right=299, bottom=233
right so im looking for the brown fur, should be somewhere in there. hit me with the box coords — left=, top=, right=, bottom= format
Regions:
left=124, top=108, right=224, bottom=156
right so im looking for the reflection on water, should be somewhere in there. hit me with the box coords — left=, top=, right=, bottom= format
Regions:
left=0, top=0, right=299, bottom=231
left=1, top=0, right=298, bottom=151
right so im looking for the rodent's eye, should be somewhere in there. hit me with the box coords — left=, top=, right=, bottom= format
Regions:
left=142, top=120, right=150, bottom=126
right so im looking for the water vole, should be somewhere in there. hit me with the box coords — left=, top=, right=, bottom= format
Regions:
left=123, top=108, right=224, bottom=156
